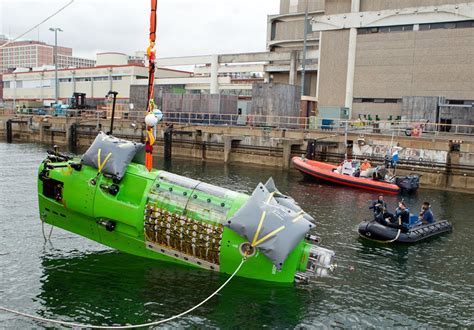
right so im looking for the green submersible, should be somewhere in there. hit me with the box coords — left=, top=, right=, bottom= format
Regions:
left=38, top=133, right=335, bottom=283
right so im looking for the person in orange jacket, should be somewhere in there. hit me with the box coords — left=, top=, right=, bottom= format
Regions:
left=360, top=159, right=372, bottom=171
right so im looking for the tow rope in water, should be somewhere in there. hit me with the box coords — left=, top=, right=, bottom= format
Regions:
left=0, top=257, right=247, bottom=328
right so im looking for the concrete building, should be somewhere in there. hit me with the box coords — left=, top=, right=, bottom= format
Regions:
left=148, top=50, right=319, bottom=95
left=272, top=0, right=474, bottom=121
left=2, top=52, right=189, bottom=108
left=267, top=0, right=322, bottom=96
left=0, top=39, right=95, bottom=73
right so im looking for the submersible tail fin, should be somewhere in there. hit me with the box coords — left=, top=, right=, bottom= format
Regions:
left=226, top=177, right=335, bottom=280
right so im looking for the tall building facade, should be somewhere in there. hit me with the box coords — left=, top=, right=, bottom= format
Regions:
left=270, top=0, right=474, bottom=121
left=267, top=1, right=322, bottom=96
left=0, top=40, right=95, bottom=73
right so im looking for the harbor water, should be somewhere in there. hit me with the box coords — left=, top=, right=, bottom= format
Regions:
left=0, top=142, right=473, bottom=328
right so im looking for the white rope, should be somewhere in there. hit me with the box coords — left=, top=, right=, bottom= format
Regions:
left=0, top=257, right=247, bottom=329
left=385, top=228, right=401, bottom=243
left=0, top=0, right=74, bottom=49
left=383, top=218, right=402, bottom=243
left=40, top=217, right=53, bottom=242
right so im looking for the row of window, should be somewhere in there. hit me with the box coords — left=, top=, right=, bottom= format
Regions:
left=3, top=59, right=36, bottom=63
left=1, top=46, right=37, bottom=53
left=4, top=79, right=53, bottom=89
left=3, top=76, right=124, bottom=88
left=358, top=20, right=474, bottom=34
left=1, top=52, right=37, bottom=57
left=353, top=98, right=401, bottom=104
left=445, top=99, right=474, bottom=105
left=69, top=76, right=123, bottom=82
left=420, top=20, right=474, bottom=30
left=3, top=60, right=36, bottom=64
left=353, top=98, right=473, bottom=105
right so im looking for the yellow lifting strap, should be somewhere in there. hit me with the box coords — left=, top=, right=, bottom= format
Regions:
left=97, top=148, right=112, bottom=173
left=147, top=129, right=156, bottom=146
left=250, top=192, right=286, bottom=248
left=292, top=211, right=305, bottom=223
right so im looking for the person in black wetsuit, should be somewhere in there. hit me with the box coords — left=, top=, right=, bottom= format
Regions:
left=369, top=195, right=387, bottom=212
left=369, top=195, right=390, bottom=225
left=373, top=200, right=410, bottom=232
left=387, top=201, right=410, bottom=232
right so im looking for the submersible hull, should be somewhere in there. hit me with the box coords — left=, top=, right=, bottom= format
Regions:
left=37, top=140, right=334, bottom=283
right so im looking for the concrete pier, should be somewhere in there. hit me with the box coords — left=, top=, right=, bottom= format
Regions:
left=223, top=135, right=243, bottom=163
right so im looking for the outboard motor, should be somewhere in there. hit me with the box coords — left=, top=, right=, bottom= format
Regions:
left=395, top=174, right=420, bottom=193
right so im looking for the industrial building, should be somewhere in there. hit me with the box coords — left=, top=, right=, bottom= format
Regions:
left=1, top=52, right=190, bottom=109
left=2, top=1, right=474, bottom=125
left=272, top=0, right=474, bottom=123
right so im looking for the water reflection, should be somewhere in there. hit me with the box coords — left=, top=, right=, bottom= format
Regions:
left=37, top=251, right=308, bottom=328
left=1, top=142, right=473, bottom=328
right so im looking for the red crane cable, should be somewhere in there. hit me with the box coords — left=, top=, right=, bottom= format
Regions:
left=145, top=0, right=158, bottom=171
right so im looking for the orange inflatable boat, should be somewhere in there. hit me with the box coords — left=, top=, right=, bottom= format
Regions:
left=292, top=157, right=401, bottom=195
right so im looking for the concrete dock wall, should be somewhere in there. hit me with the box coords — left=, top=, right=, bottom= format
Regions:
left=1, top=115, right=473, bottom=193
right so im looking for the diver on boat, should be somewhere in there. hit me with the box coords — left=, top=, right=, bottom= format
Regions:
left=372, top=204, right=389, bottom=226
left=380, top=201, right=410, bottom=232
left=359, top=198, right=452, bottom=243
left=372, top=200, right=410, bottom=232
left=369, top=195, right=387, bottom=212
left=394, top=201, right=410, bottom=224
left=369, top=195, right=393, bottom=225
left=419, top=202, right=435, bottom=224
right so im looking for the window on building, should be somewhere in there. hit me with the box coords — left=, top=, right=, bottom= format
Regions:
left=4, top=81, right=10, bottom=88
left=446, top=99, right=473, bottom=105
left=353, top=98, right=401, bottom=104
left=389, top=26, right=403, bottom=32
left=456, top=21, right=474, bottom=28
left=112, top=76, right=122, bottom=80
left=271, top=21, right=277, bottom=41
left=430, top=22, right=445, bottom=30
left=358, top=24, right=414, bottom=34
left=419, top=20, right=474, bottom=31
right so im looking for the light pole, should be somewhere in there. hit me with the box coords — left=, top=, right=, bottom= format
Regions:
left=301, top=0, right=309, bottom=97
left=49, top=27, right=63, bottom=104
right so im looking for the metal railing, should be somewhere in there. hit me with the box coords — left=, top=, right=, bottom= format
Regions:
left=0, top=107, right=106, bottom=118
left=1, top=108, right=473, bottom=137
left=161, top=112, right=474, bottom=137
